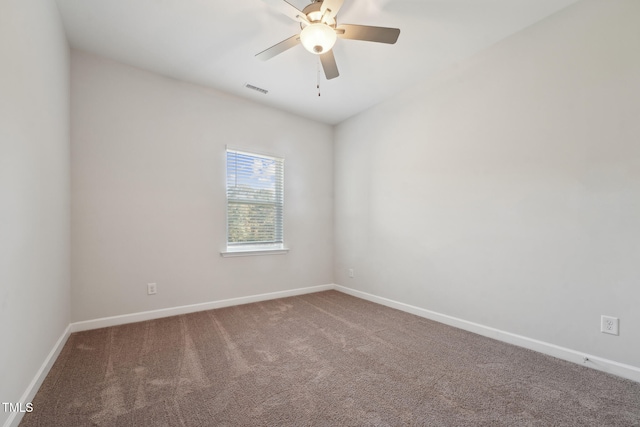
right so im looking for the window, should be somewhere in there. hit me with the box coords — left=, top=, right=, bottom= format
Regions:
left=223, top=148, right=286, bottom=256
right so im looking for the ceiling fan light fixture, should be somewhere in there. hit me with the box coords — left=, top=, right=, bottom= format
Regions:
left=300, top=23, right=337, bottom=54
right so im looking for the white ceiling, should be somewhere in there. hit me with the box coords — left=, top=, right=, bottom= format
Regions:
left=55, top=0, right=578, bottom=125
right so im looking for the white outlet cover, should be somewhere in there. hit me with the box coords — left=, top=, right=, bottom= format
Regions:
left=601, top=315, right=619, bottom=336
left=147, top=283, right=157, bottom=295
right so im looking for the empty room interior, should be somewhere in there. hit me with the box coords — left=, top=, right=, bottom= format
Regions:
left=2, top=0, right=640, bottom=425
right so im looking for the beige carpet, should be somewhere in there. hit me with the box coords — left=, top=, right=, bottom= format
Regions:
left=20, top=290, right=640, bottom=426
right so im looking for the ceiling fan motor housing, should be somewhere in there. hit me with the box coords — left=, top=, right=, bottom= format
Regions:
left=301, top=1, right=336, bottom=28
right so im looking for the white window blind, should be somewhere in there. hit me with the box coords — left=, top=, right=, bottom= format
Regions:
left=226, top=149, right=284, bottom=250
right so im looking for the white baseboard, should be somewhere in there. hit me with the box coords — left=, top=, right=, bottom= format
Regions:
left=4, top=325, right=71, bottom=427
left=334, top=285, right=640, bottom=384
left=70, top=284, right=335, bottom=333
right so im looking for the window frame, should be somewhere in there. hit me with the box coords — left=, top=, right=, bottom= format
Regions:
left=221, top=148, right=288, bottom=257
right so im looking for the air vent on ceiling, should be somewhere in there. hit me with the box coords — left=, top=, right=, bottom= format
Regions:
left=244, top=83, right=268, bottom=95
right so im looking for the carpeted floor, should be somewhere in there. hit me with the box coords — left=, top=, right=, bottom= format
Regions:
left=20, top=290, right=640, bottom=426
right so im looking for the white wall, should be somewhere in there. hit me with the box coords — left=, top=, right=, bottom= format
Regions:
left=334, top=0, right=640, bottom=368
left=71, top=51, right=333, bottom=322
left=0, top=0, right=70, bottom=425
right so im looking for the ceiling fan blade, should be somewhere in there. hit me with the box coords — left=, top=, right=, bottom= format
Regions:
left=319, top=50, right=339, bottom=80
left=262, top=0, right=309, bottom=24
left=336, top=24, right=400, bottom=44
left=256, top=34, right=301, bottom=61
left=320, top=0, right=344, bottom=19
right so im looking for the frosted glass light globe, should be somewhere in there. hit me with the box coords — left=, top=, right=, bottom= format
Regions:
left=300, top=23, right=337, bottom=54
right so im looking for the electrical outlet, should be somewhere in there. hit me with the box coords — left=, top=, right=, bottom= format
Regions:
left=348, top=268, right=354, bottom=278
left=601, top=315, right=619, bottom=335
left=147, top=283, right=157, bottom=295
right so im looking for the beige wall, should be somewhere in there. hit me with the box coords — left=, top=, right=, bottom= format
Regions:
left=70, top=51, right=334, bottom=322
left=334, top=0, right=640, bottom=367
left=0, top=0, right=70, bottom=424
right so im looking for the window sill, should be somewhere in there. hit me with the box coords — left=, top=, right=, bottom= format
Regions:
left=220, top=247, right=290, bottom=257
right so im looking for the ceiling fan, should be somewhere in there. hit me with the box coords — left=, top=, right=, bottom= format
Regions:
left=256, top=0, right=400, bottom=80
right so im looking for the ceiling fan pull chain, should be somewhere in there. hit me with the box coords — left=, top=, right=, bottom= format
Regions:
left=317, top=58, right=321, bottom=96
